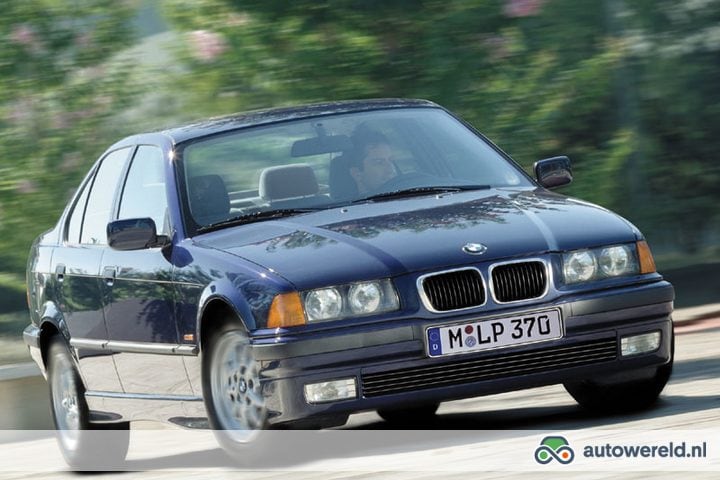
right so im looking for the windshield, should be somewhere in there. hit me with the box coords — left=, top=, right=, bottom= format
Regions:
left=180, top=107, right=532, bottom=231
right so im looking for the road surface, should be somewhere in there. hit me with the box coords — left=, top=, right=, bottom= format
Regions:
left=0, top=320, right=718, bottom=479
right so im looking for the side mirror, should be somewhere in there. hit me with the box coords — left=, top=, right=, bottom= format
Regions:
left=534, top=156, right=573, bottom=189
left=107, top=218, right=162, bottom=251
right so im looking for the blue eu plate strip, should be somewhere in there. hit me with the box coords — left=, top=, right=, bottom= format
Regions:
left=427, top=327, right=442, bottom=356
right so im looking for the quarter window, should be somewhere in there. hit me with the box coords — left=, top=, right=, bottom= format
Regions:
left=66, top=177, right=91, bottom=244
left=118, top=146, right=169, bottom=236
left=80, top=148, right=131, bottom=245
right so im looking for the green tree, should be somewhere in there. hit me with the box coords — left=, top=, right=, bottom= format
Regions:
left=627, top=0, right=720, bottom=252
left=160, top=1, right=630, bottom=205
left=162, top=0, right=720, bottom=255
left=0, top=1, right=138, bottom=280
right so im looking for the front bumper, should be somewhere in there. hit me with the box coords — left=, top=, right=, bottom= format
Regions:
left=253, top=280, right=674, bottom=427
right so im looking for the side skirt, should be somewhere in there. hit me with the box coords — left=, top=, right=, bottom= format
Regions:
left=85, top=390, right=206, bottom=425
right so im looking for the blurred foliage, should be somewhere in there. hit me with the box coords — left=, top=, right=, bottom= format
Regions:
left=0, top=273, right=26, bottom=312
left=0, top=0, right=138, bottom=276
left=0, top=0, right=719, bottom=296
left=160, top=0, right=720, bottom=254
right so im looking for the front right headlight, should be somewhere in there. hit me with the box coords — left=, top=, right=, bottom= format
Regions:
left=303, top=279, right=399, bottom=323
left=563, top=243, right=644, bottom=285
left=268, top=279, right=401, bottom=328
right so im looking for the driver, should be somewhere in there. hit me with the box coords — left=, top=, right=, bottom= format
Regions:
left=348, top=130, right=398, bottom=194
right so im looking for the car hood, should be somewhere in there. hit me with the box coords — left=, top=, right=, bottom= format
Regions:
left=195, top=188, right=639, bottom=289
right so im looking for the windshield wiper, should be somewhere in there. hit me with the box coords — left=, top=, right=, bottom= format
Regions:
left=198, top=208, right=320, bottom=233
left=353, top=185, right=491, bottom=204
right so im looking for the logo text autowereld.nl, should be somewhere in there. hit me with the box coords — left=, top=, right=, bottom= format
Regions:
left=582, top=442, right=707, bottom=459
left=534, top=435, right=708, bottom=465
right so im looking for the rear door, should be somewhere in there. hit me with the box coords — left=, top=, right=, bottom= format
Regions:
left=52, top=147, right=132, bottom=392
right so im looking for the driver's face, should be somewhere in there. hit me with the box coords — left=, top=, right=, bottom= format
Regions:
left=355, top=144, right=396, bottom=192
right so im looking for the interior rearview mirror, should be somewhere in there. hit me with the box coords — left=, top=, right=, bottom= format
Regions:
left=291, top=135, right=352, bottom=157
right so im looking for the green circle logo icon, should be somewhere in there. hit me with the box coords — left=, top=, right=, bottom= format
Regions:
left=534, top=436, right=575, bottom=464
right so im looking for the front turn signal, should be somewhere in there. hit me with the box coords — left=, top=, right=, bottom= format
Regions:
left=637, top=240, right=657, bottom=274
left=268, top=292, right=306, bottom=328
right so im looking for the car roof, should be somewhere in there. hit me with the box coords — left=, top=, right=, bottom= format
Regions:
left=158, top=98, right=440, bottom=145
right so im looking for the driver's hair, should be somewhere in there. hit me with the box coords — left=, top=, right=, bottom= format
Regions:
left=347, top=129, right=390, bottom=170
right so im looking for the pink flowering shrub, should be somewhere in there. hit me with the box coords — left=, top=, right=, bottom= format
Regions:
left=188, top=30, right=228, bottom=62
left=504, top=0, right=545, bottom=17
left=8, top=23, right=43, bottom=54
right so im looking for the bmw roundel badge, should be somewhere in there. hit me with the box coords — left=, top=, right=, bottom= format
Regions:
left=462, top=243, right=488, bottom=255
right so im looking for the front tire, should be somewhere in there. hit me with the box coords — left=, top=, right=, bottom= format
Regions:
left=47, top=336, right=130, bottom=470
left=564, top=333, right=674, bottom=413
left=377, top=402, right=440, bottom=425
left=202, top=323, right=268, bottom=456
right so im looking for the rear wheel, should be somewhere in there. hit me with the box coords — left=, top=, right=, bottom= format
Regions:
left=47, top=336, right=130, bottom=469
left=377, top=402, right=440, bottom=425
left=202, top=322, right=268, bottom=456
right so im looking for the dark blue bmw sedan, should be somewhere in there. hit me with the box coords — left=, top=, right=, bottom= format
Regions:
left=24, top=99, right=674, bottom=465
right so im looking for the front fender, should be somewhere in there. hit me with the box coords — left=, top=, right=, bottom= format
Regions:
left=195, top=273, right=295, bottom=346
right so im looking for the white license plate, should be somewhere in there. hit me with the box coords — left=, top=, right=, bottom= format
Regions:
left=426, top=309, right=563, bottom=358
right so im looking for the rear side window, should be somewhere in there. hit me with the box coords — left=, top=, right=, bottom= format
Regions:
left=80, top=148, right=131, bottom=245
left=118, top=146, right=169, bottom=236
left=66, top=177, right=91, bottom=244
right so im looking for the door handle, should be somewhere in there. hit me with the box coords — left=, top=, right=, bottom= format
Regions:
left=55, top=264, right=66, bottom=283
left=103, top=266, right=117, bottom=287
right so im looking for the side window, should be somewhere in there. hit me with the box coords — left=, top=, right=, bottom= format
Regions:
left=66, top=177, right=92, bottom=244
left=81, top=148, right=131, bottom=245
left=118, top=146, right=169, bottom=236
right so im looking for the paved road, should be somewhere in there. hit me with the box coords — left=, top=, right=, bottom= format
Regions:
left=1, top=321, right=718, bottom=479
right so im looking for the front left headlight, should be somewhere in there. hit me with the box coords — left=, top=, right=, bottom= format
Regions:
left=348, top=282, right=382, bottom=314
left=563, top=250, right=597, bottom=284
left=303, top=279, right=399, bottom=322
left=563, top=243, right=641, bottom=284
left=598, top=245, right=635, bottom=277
left=305, top=287, right=343, bottom=321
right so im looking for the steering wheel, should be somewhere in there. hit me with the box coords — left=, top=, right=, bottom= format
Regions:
left=375, top=171, right=434, bottom=192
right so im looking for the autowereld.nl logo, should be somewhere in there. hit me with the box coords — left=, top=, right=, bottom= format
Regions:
left=534, top=434, right=708, bottom=466
left=535, top=436, right=575, bottom=464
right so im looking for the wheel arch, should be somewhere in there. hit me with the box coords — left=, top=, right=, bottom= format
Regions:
left=192, top=266, right=295, bottom=353
left=38, top=303, right=71, bottom=369
left=197, top=296, right=249, bottom=354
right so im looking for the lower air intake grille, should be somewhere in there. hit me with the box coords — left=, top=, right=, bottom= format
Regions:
left=421, top=268, right=485, bottom=311
left=491, top=261, right=547, bottom=303
left=361, top=337, right=617, bottom=398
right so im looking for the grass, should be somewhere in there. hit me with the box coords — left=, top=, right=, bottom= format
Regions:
left=662, top=263, right=720, bottom=308
left=0, top=311, right=31, bottom=365
left=654, top=248, right=720, bottom=308
left=0, top=336, right=31, bottom=365
left=655, top=247, right=720, bottom=272
left=0, top=310, right=28, bottom=334
left=0, top=273, right=27, bottom=313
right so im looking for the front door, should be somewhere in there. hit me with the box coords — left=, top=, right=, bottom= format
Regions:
left=100, top=145, right=193, bottom=396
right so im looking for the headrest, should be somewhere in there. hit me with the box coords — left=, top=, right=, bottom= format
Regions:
left=259, top=164, right=319, bottom=201
left=188, top=174, right=230, bottom=222
left=329, top=154, right=359, bottom=201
